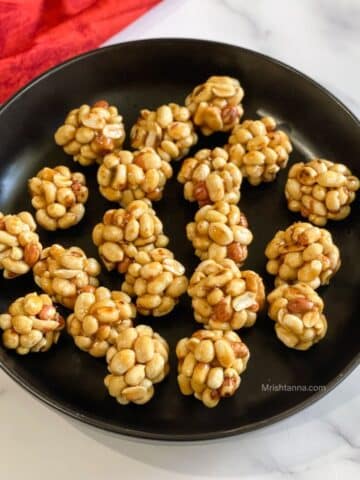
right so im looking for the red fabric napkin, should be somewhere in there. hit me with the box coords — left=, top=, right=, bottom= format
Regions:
left=0, top=0, right=160, bottom=103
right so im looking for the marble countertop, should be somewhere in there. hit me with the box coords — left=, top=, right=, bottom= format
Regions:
left=2, top=1, right=359, bottom=479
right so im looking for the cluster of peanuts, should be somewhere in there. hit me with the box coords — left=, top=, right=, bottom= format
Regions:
left=264, top=221, right=341, bottom=350
left=33, top=244, right=101, bottom=309
left=226, top=117, right=292, bottom=185
left=285, top=158, right=360, bottom=226
left=175, top=78, right=271, bottom=406
left=176, top=329, right=250, bottom=407
left=54, top=101, right=125, bottom=166
left=267, top=283, right=327, bottom=350
left=186, top=201, right=253, bottom=265
left=0, top=211, right=42, bottom=279
left=188, top=259, right=265, bottom=331
left=90, top=195, right=187, bottom=401
left=176, top=166, right=259, bottom=406
left=29, top=166, right=88, bottom=230
left=178, top=147, right=242, bottom=206
left=130, top=103, right=198, bottom=162
left=0, top=293, right=64, bottom=354
left=265, top=222, right=341, bottom=289
left=185, top=76, right=244, bottom=135
left=92, top=200, right=169, bottom=273
left=67, top=287, right=135, bottom=357
left=97, top=148, right=173, bottom=206
left=122, top=248, right=188, bottom=316
left=2, top=75, right=359, bottom=414
left=105, top=325, right=169, bottom=404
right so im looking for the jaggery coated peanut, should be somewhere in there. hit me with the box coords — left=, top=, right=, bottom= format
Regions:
left=226, top=116, right=292, bottom=185
left=67, top=287, right=136, bottom=357
left=33, top=244, right=101, bottom=309
left=267, top=283, right=327, bottom=350
left=186, top=201, right=253, bottom=265
left=28, top=166, right=88, bottom=230
left=0, top=211, right=42, bottom=279
left=0, top=293, right=64, bottom=354
left=185, top=76, right=244, bottom=135
left=54, top=100, right=125, bottom=166
left=130, top=103, right=198, bottom=162
left=121, top=248, right=188, bottom=316
left=92, top=200, right=169, bottom=273
left=97, top=148, right=173, bottom=206
left=176, top=329, right=250, bottom=407
left=105, top=324, right=170, bottom=405
left=285, top=158, right=360, bottom=226
left=177, top=147, right=242, bottom=206
left=188, top=259, right=265, bottom=330
left=265, top=222, right=341, bottom=289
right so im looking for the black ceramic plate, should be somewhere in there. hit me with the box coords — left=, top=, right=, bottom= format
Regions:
left=0, top=39, right=359, bottom=441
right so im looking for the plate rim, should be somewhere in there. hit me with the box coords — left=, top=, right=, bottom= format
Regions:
left=1, top=38, right=359, bottom=125
left=1, top=351, right=359, bottom=441
left=0, top=38, right=359, bottom=441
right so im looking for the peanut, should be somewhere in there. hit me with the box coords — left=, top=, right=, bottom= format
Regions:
left=178, top=148, right=242, bottom=206
left=267, top=283, right=327, bottom=350
left=29, top=166, right=88, bottom=230
left=185, top=76, right=244, bottom=135
left=265, top=222, right=340, bottom=288
left=33, top=244, right=101, bottom=309
left=0, top=211, right=42, bottom=279
left=55, top=101, right=125, bottom=166
left=1, top=293, right=63, bottom=354
left=121, top=248, right=188, bottom=317
left=188, top=259, right=265, bottom=330
left=93, top=201, right=169, bottom=273
left=176, top=329, right=249, bottom=407
left=226, top=116, right=292, bottom=185
left=285, top=159, right=359, bottom=225
left=130, top=103, right=198, bottom=161
left=105, top=325, right=169, bottom=405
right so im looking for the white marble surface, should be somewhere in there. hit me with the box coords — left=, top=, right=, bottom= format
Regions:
left=1, top=1, right=359, bottom=479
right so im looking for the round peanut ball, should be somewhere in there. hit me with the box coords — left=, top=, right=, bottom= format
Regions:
left=185, top=76, right=244, bottom=135
left=54, top=100, right=125, bottom=166
left=0, top=211, right=42, bottom=279
left=92, top=200, right=169, bottom=273
left=28, top=166, right=88, bottom=231
left=176, top=329, right=250, bottom=408
left=33, top=244, right=101, bottom=309
left=186, top=201, right=253, bottom=265
left=226, top=116, right=292, bottom=185
left=121, top=248, right=188, bottom=316
left=177, top=147, right=242, bottom=206
left=267, top=283, right=327, bottom=350
left=188, top=259, right=265, bottom=331
left=265, top=222, right=341, bottom=289
left=97, top=148, right=173, bottom=206
left=0, top=293, right=64, bottom=354
left=130, top=103, right=198, bottom=162
left=285, top=158, right=360, bottom=226
left=67, top=287, right=136, bottom=357
left=105, top=324, right=170, bottom=405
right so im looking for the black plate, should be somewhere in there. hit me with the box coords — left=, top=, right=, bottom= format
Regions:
left=0, top=39, right=359, bottom=441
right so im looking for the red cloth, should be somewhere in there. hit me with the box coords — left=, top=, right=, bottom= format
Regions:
left=0, top=0, right=160, bottom=103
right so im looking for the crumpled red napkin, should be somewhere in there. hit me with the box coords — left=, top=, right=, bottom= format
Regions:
left=0, top=0, right=160, bottom=103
